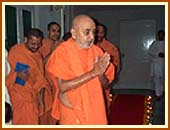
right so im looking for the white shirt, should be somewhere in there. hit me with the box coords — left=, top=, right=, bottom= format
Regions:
left=148, top=40, right=165, bottom=77
left=5, top=49, right=11, bottom=105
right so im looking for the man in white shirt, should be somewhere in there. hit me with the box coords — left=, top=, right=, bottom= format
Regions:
left=148, top=30, right=165, bottom=99
left=5, top=48, right=12, bottom=124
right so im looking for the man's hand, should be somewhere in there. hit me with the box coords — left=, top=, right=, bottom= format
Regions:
left=58, top=92, right=73, bottom=108
left=39, top=88, right=45, bottom=113
left=92, top=52, right=110, bottom=77
left=55, top=53, right=110, bottom=93
left=16, top=69, right=30, bottom=81
left=39, top=102, right=45, bottom=114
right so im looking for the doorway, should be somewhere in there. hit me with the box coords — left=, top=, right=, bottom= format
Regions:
left=116, top=19, right=156, bottom=90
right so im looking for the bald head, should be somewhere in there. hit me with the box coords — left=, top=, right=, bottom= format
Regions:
left=71, top=15, right=95, bottom=30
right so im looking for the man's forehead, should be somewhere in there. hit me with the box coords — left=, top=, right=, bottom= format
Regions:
left=50, top=24, right=60, bottom=29
left=79, top=20, right=95, bottom=28
left=48, top=25, right=58, bottom=31
left=28, top=35, right=42, bottom=40
left=97, top=25, right=104, bottom=30
left=79, top=24, right=96, bottom=31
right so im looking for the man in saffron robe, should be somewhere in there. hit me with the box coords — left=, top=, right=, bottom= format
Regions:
left=95, top=23, right=121, bottom=115
left=38, top=22, right=61, bottom=125
left=46, top=14, right=115, bottom=125
left=39, top=22, right=61, bottom=63
left=95, top=23, right=120, bottom=73
left=6, top=28, right=53, bottom=125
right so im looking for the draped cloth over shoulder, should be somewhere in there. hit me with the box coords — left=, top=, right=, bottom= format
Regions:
left=46, top=38, right=114, bottom=125
left=38, top=38, right=57, bottom=125
left=6, top=43, right=53, bottom=125
left=39, top=38, right=52, bottom=59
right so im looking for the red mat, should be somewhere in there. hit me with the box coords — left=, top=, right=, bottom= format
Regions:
left=108, top=94, right=146, bottom=125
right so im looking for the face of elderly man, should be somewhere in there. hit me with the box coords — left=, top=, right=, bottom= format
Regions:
left=71, top=16, right=96, bottom=49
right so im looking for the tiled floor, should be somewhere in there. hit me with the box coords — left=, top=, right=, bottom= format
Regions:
left=111, top=89, right=165, bottom=125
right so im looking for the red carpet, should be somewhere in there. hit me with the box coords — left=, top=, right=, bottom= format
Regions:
left=108, top=94, right=146, bottom=125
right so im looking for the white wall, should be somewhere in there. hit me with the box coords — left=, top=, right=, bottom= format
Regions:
left=34, top=5, right=51, bottom=37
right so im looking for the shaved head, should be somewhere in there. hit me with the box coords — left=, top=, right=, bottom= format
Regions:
left=71, top=15, right=95, bottom=30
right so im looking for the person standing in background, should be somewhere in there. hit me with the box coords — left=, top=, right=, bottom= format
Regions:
left=95, top=23, right=121, bottom=116
left=38, top=22, right=62, bottom=125
left=39, top=22, right=61, bottom=64
left=148, top=30, right=165, bottom=100
left=6, top=28, right=53, bottom=125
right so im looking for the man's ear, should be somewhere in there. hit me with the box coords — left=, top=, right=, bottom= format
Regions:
left=71, top=28, right=76, bottom=40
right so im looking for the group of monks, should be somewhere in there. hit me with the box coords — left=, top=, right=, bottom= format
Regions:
left=5, top=14, right=120, bottom=125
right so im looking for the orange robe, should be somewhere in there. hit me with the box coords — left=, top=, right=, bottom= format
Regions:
left=6, top=43, right=53, bottom=125
left=38, top=38, right=57, bottom=125
left=46, top=38, right=115, bottom=125
left=39, top=38, right=53, bottom=59
left=39, top=38, right=61, bottom=59
left=96, top=38, right=120, bottom=115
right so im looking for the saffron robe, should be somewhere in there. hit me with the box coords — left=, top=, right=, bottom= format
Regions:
left=96, top=38, right=120, bottom=115
left=39, top=38, right=52, bottom=59
left=6, top=43, right=53, bottom=125
left=38, top=38, right=57, bottom=124
left=46, top=38, right=115, bottom=125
